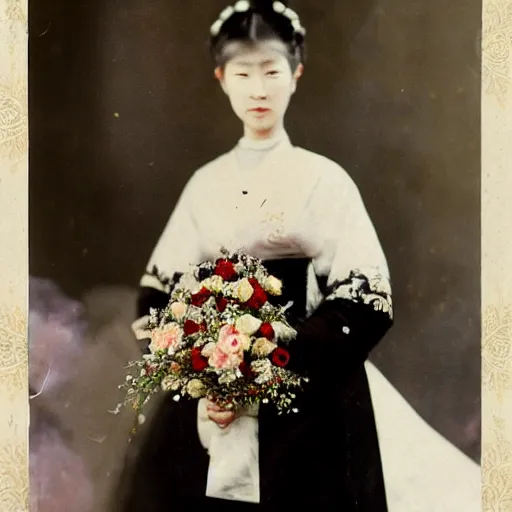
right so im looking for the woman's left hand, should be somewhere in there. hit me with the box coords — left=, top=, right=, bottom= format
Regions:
left=206, top=401, right=238, bottom=429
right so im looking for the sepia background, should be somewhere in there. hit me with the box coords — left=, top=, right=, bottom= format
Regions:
left=2, top=0, right=502, bottom=510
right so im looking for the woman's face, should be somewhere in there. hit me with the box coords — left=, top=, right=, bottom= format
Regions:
left=216, top=40, right=303, bottom=139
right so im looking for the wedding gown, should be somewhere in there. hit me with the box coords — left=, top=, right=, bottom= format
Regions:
left=120, top=130, right=480, bottom=511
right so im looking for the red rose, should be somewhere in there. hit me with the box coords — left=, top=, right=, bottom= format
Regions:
left=183, top=320, right=201, bottom=336
left=244, top=278, right=267, bottom=310
left=191, top=347, right=208, bottom=372
left=239, top=361, right=252, bottom=377
left=191, top=287, right=212, bottom=307
left=259, top=322, right=275, bottom=341
left=214, top=259, right=238, bottom=281
left=216, top=296, right=229, bottom=313
left=271, top=347, right=290, bottom=368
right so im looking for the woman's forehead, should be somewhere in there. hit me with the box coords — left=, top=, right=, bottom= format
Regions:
left=224, top=40, right=289, bottom=66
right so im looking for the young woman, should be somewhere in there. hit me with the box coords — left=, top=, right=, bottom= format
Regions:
left=115, top=1, right=392, bottom=510
left=113, top=1, right=478, bottom=510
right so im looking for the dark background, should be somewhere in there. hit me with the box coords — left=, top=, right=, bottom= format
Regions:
left=29, top=0, right=481, bottom=462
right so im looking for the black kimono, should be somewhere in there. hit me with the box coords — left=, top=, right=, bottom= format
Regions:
left=114, top=132, right=393, bottom=511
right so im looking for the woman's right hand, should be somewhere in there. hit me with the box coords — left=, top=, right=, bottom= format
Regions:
left=206, top=401, right=237, bottom=429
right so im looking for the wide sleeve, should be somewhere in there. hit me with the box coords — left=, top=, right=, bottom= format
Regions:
left=288, top=168, right=393, bottom=384
left=131, top=173, right=204, bottom=342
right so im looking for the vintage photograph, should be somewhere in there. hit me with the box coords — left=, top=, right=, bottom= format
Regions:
left=28, top=1, right=481, bottom=510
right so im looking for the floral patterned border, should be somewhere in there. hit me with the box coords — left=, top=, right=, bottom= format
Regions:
left=0, top=0, right=509, bottom=509
left=0, top=0, right=29, bottom=510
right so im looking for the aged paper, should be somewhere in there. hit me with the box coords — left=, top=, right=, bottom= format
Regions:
left=0, top=0, right=511, bottom=510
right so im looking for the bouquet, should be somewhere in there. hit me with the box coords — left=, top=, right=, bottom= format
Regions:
left=114, top=250, right=308, bottom=422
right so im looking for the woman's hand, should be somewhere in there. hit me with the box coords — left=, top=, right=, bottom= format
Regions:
left=206, top=401, right=237, bottom=429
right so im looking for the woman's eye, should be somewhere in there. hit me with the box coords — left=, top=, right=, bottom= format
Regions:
left=266, top=70, right=279, bottom=76
left=236, top=73, right=249, bottom=77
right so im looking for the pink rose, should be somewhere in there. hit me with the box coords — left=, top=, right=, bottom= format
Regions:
left=149, top=323, right=183, bottom=354
left=209, top=347, right=243, bottom=370
left=216, top=324, right=249, bottom=353
left=207, top=324, right=246, bottom=370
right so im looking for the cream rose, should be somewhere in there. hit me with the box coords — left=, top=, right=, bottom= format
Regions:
left=202, top=275, right=224, bottom=293
left=201, top=342, right=216, bottom=358
left=236, top=278, right=254, bottom=302
left=252, top=337, right=277, bottom=357
left=186, top=379, right=206, bottom=398
left=264, top=275, right=283, bottom=296
left=235, top=314, right=262, bottom=336
left=170, top=301, right=187, bottom=320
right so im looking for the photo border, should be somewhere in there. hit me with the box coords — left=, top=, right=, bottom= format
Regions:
left=1, top=0, right=509, bottom=509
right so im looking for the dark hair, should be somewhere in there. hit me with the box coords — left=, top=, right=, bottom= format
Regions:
left=209, top=0, right=306, bottom=70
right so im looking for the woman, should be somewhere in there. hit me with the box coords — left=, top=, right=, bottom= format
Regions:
left=116, top=1, right=392, bottom=510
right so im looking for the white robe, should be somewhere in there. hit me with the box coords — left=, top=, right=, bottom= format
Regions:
left=136, top=130, right=481, bottom=510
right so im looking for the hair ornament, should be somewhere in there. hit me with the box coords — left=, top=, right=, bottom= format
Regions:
left=272, top=1, right=286, bottom=14
left=283, top=7, right=299, bottom=20
left=210, top=19, right=223, bottom=36
left=291, top=19, right=306, bottom=35
left=219, top=6, right=235, bottom=20
left=234, top=0, right=251, bottom=12
left=210, top=0, right=306, bottom=38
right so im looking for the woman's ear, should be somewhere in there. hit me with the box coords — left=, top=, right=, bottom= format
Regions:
left=294, top=63, right=304, bottom=80
left=291, top=63, right=304, bottom=94
left=214, top=66, right=228, bottom=94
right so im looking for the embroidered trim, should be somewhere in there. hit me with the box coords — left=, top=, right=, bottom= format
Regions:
left=139, top=266, right=182, bottom=294
left=131, top=315, right=151, bottom=340
left=325, top=268, right=393, bottom=320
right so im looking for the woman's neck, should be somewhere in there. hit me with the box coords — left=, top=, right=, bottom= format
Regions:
left=243, top=122, right=286, bottom=142
left=239, top=126, right=288, bottom=150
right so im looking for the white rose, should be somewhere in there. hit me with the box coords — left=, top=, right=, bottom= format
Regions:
left=264, top=275, right=283, bottom=296
left=236, top=278, right=254, bottom=302
left=186, top=379, right=206, bottom=398
left=235, top=314, right=262, bottom=335
left=271, top=321, right=297, bottom=342
left=252, top=337, right=277, bottom=357
left=170, top=301, right=187, bottom=320
left=201, top=342, right=216, bottom=358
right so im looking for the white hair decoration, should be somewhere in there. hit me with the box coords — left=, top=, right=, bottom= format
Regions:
left=210, top=0, right=306, bottom=37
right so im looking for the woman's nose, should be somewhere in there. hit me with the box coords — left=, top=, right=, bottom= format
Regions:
left=249, top=76, right=267, bottom=99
